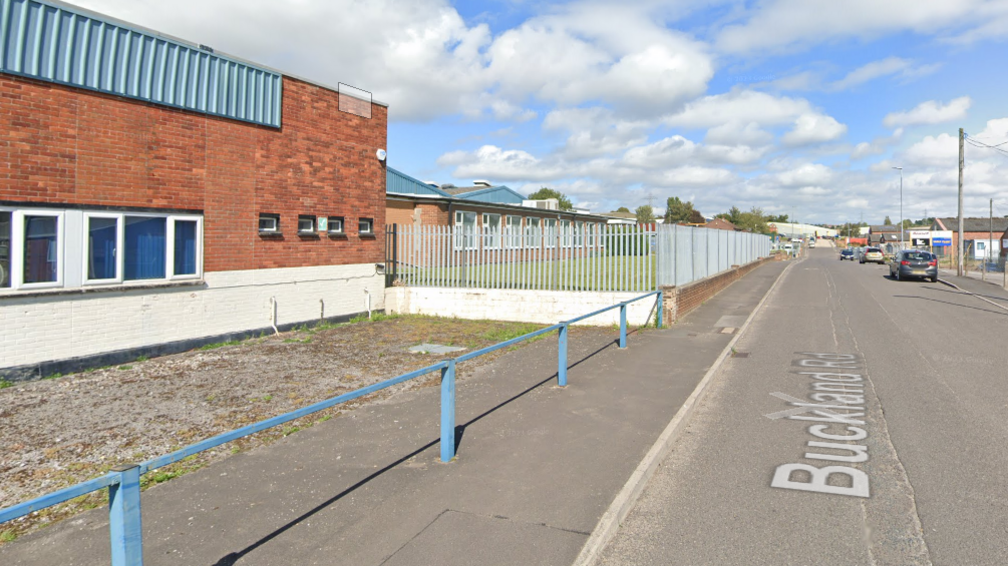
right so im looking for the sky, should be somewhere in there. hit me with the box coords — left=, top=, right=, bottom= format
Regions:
left=73, top=0, right=1008, bottom=225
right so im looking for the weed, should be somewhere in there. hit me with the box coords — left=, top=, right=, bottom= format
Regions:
left=136, top=355, right=149, bottom=362
left=200, top=340, right=240, bottom=351
left=0, top=379, right=13, bottom=389
left=205, top=394, right=217, bottom=403
left=262, top=394, right=273, bottom=402
left=283, top=337, right=311, bottom=344
left=230, top=446, right=241, bottom=455
left=117, top=365, right=133, bottom=371
left=318, top=414, right=332, bottom=423
left=482, top=323, right=542, bottom=343
left=1, top=529, right=16, bottom=543
left=43, top=372, right=63, bottom=380
left=282, top=426, right=300, bottom=436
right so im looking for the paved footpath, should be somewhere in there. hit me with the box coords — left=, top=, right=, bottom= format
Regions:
left=1, top=261, right=786, bottom=566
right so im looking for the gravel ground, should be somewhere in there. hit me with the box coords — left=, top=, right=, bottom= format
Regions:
left=0, top=314, right=592, bottom=541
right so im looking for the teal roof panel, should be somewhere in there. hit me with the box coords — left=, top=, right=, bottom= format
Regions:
left=0, top=0, right=282, bottom=127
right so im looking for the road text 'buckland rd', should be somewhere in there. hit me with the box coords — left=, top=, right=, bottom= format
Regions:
left=766, top=353, right=871, bottom=498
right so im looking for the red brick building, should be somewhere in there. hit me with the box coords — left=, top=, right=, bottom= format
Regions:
left=1, top=0, right=388, bottom=377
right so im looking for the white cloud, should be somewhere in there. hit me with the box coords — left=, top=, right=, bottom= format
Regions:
left=664, top=89, right=814, bottom=129
left=715, top=0, right=993, bottom=53
left=827, top=57, right=942, bottom=91
left=543, top=108, right=650, bottom=160
left=486, top=5, right=714, bottom=116
left=883, top=97, right=972, bottom=128
left=776, top=163, right=834, bottom=187
left=704, top=121, right=774, bottom=147
left=782, top=114, right=848, bottom=146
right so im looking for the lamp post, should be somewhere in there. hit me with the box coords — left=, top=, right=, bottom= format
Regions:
left=892, top=166, right=903, bottom=248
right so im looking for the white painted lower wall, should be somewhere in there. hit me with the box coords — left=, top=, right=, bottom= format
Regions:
left=1, top=264, right=385, bottom=369
left=385, top=287, right=657, bottom=326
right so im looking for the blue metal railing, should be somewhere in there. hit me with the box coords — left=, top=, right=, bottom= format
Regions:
left=0, top=290, right=662, bottom=565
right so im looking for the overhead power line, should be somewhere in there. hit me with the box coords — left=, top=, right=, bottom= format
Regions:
left=964, top=133, right=1008, bottom=158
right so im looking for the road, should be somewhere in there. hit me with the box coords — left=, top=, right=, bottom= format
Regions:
left=598, top=246, right=1008, bottom=565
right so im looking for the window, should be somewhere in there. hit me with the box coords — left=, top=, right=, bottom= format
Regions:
left=298, top=215, right=316, bottom=234
left=172, top=219, right=199, bottom=276
left=525, top=217, right=541, bottom=248
left=124, top=216, right=167, bottom=280
left=0, top=211, right=10, bottom=288
left=506, top=215, right=522, bottom=249
left=258, top=214, right=280, bottom=233
left=327, top=216, right=344, bottom=235
left=454, top=211, right=477, bottom=250
left=86, top=214, right=120, bottom=282
left=482, top=213, right=501, bottom=249
left=359, top=218, right=374, bottom=235
left=22, top=212, right=62, bottom=286
left=575, top=221, right=584, bottom=248
left=0, top=207, right=201, bottom=292
left=544, top=218, right=557, bottom=248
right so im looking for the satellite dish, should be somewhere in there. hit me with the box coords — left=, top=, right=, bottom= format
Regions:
left=376, top=149, right=387, bottom=161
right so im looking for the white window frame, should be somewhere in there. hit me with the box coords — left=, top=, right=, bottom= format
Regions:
left=525, top=216, right=541, bottom=248
left=167, top=216, right=203, bottom=281
left=505, top=215, right=522, bottom=249
left=0, top=207, right=202, bottom=293
left=454, top=211, right=477, bottom=250
left=359, top=218, right=374, bottom=235
left=544, top=218, right=557, bottom=248
left=327, top=216, right=344, bottom=235
left=7, top=208, right=65, bottom=291
left=83, top=211, right=124, bottom=285
left=482, top=213, right=502, bottom=249
left=559, top=219, right=572, bottom=248
left=298, top=215, right=316, bottom=234
left=258, top=213, right=280, bottom=233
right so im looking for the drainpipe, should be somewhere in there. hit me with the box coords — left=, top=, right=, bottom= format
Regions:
left=269, top=297, right=280, bottom=335
left=363, top=288, right=372, bottom=319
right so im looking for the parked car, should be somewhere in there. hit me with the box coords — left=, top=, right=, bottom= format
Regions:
left=889, top=250, right=938, bottom=282
left=860, top=247, right=884, bottom=264
left=840, top=249, right=854, bottom=261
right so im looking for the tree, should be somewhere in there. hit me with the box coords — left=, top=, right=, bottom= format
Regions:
left=635, top=205, right=655, bottom=224
left=883, top=216, right=892, bottom=225
left=527, top=187, right=573, bottom=211
left=766, top=214, right=789, bottom=223
left=688, top=209, right=706, bottom=224
left=735, top=207, right=770, bottom=234
left=716, top=206, right=742, bottom=225
left=616, top=206, right=630, bottom=213
left=664, top=196, right=696, bottom=224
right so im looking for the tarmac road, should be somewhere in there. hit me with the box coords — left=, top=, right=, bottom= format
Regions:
left=598, top=247, right=1008, bottom=565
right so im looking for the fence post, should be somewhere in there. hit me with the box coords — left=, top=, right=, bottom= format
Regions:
left=440, top=360, right=457, bottom=462
left=108, top=464, right=143, bottom=566
left=619, top=304, right=627, bottom=349
left=557, top=323, right=569, bottom=387
left=656, top=291, right=663, bottom=329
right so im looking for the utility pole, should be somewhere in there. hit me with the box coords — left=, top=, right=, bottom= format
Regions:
left=958, top=127, right=965, bottom=276
left=987, top=198, right=992, bottom=282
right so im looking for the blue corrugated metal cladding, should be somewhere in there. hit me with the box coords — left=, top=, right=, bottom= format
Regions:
left=0, top=0, right=282, bottom=127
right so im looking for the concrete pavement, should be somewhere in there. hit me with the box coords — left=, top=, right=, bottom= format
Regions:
left=0, top=261, right=788, bottom=565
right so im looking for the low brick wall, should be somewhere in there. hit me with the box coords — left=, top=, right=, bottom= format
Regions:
left=661, top=254, right=784, bottom=325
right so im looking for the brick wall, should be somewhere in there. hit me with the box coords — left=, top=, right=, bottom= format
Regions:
left=0, top=73, right=387, bottom=272
left=662, top=255, right=781, bottom=324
